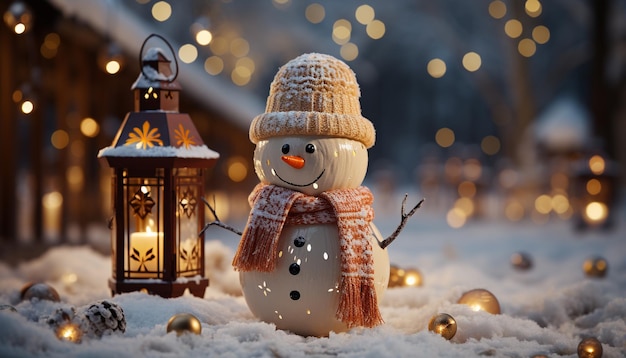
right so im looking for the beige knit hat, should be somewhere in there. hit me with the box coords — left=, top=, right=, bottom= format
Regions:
left=250, top=53, right=375, bottom=148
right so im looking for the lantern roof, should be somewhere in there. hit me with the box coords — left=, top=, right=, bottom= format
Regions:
left=98, top=112, right=219, bottom=168
left=131, top=47, right=181, bottom=91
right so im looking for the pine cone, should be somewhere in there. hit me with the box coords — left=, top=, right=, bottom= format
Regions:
left=43, top=306, right=76, bottom=329
left=78, top=300, right=126, bottom=338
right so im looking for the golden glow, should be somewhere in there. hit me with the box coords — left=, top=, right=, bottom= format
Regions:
left=56, top=323, right=82, bottom=343
left=178, top=44, right=198, bottom=64
left=586, top=179, right=602, bottom=195
left=462, top=52, right=482, bottom=72
left=230, top=38, right=250, bottom=58
left=504, top=19, right=523, bottom=38
left=427, top=58, right=447, bottom=78
left=454, top=197, right=475, bottom=217
left=227, top=156, right=248, bottom=182
left=195, top=30, right=213, bottom=46
left=447, top=207, right=467, bottom=228
left=505, top=200, right=524, bottom=221
left=458, top=181, right=476, bottom=198
left=333, top=19, right=352, bottom=45
left=14, top=23, right=25, bottom=34
left=151, top=1, right=172, bottom=22
left=43, top=191, right=63, bottom=210
left=584, top=202, right=608, bottom=223
left=481, top=135, right=500, bottom=155
left=12, top=90, right=22, bottom=103
left=463, top=159, right=482, bottom=181
left=21, top=100, right=34, bottom=114
left=525, top=0, right=542, bottom=17
left=532, top=25, right=550, bottom=44
left=209, top=36, right=229, bottom=55
left=236, top=57, right=256, bottom=73
left=305, top=3, right=325, bottom=24
left=366, top=19, right=385, bottom=39
left=551, top=194, right=569, bottom=214
left=355, top=5, right=375, bottom=25
left=518, top=38, right=537, bottom=57
left=51, top=130, right=70, bottom=149
left=231, top=66, right=251, bottom=86
left=535, top=194, right=552, bottom=214
left=403, top=269, right=422, bottom=287
left=41, top=32, right=60, bottom=59
left=67, top=165, right=84, bottom=192
left=488, top=0, right=506, bottom=19
left=435, top=127, right=455, bottom=148
left=340, top=42, right=358, bottom=61
left=80, top=117, right=99, bottom=137
left=105, top=60, right=121, bottom=74
left=589, top=155, right=605, bottom=175
left=204, top=56, right=224, bottom=75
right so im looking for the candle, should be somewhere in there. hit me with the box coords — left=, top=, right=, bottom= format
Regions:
left=129, top=231, right=163, bottom=278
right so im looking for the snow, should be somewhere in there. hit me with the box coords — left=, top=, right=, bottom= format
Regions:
left=98, top=144, right=220, bottom=160
left=1, top=199, right=626, bottom=357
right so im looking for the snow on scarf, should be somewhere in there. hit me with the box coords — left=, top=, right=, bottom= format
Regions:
left=232, top=183, right=384, bottom=328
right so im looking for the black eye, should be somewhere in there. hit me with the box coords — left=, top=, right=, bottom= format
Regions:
left=305, top=143, right=315, bottom=153
left=282, top=144, right=290, bottom=154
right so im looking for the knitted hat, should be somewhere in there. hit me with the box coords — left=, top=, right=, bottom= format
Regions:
left=250, top=53, right=375, bottom=148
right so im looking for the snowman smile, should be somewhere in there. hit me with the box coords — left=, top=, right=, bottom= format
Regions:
left=273, top=168, right=325, bottom=188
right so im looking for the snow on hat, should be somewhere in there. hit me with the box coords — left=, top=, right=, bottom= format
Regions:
left=249, top=53, right=375, bottom=148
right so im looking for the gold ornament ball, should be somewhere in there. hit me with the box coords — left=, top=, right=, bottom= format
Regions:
left=577, top=337, right=603, bottom=358
left=510, top=252, right=533, bottom=270
left=457, top=288, right=501, bottom=314
left=402, top=268, right=423, bottom=287
left=56, top=322, right=82, bottom=343
left=388, top=265, right=405, bottom=288
left=166, top=313, right=202, bottom=336
left=21, top=282, right=60, bottom=302
left=428, top=313, right=457, bottom=340
left=583, top=257, right=608, bottom=278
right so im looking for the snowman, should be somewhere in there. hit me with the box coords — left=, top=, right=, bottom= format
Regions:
left=226, top=53, right=421, bottom=337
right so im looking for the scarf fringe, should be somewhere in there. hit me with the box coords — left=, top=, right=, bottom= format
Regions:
left=336, top=276, right=384, bottom=328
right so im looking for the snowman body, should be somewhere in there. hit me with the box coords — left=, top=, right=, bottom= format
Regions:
left=238, top=135, right=389, bottom=336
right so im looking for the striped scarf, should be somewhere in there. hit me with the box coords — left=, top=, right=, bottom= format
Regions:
left=232, top=183, right=383, bottom=328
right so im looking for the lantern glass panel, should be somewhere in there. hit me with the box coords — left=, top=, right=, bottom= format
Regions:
left=175, top=168, right=204, bottom=277
left=123, top=171, right=165, bottom=279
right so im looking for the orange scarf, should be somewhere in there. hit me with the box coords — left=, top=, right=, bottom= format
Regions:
left=232, top=183, right=383, bottom=328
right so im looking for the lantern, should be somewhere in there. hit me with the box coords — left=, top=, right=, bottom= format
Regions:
left=571, top=153, right=618, bottom=230
left=98, top=35, right=219, bottom=298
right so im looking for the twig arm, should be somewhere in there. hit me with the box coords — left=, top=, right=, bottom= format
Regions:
left=199, top=197, right=243, bottom=237
left=378, top=195, right=424, bottom=250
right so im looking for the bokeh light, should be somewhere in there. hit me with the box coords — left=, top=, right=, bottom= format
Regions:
left=80, top=117, right=99, bottom=138
left=355, top=5, right=375, bottom=25
left=178, top=44, right=198, bottom=64
left=151, top=1, right=172, bottom=22
left=305, top=3, right=325, bottom=24
left=230, top=38, right=250, bottom=57
left=462, top=52, right=482, bottom=72
left=532, top=25, right=550, bottom=44
left=518, top=38, right=537, bottom=57
left=589, top=155, right=605, bottom=175
left=366, top=19, right=385, bottom=39
left=204, top=56, right=224, bottom=75
left=504, top=19, right=523, bottom=38
left=488, top=0, right=506, bottom=19
left=481, top=135, right=500, bottom=155
left=51, top=130, right=70, bottom=150
left=195, top=30, right=213, bottom=46
left=435, top=128, right=455, bottom=148
left=427, top=58, right=447, bottom=78
left=333, top=19, right=352, bottom=45
left=340, top=42, right=358, bottom=61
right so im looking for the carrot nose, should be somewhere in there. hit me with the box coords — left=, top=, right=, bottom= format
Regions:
left=281, top=155, right=305, bottom=169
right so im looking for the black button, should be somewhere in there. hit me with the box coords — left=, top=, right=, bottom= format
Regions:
left=289, top=263, right=300, bottom=275
left=290, top=290, right=300, bottom=300
left=294, top=236, right=305, bottom=247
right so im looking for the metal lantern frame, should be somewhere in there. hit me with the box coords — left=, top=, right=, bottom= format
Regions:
left=99, top=34, right=218, bottom=298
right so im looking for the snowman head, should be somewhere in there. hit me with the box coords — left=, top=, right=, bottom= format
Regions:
left=249, top=53, right=375, bottom=195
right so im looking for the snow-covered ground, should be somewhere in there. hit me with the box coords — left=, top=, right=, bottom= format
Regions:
left=1, top=193, right=625, bottom=357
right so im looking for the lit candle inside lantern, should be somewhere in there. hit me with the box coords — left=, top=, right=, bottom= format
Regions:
left=129, top=224, right=163, bottom=278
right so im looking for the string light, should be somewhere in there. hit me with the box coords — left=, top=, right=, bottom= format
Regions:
left=427, top=58, right=447, bottom=78
left=151, top=1, right=172, bottom=22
